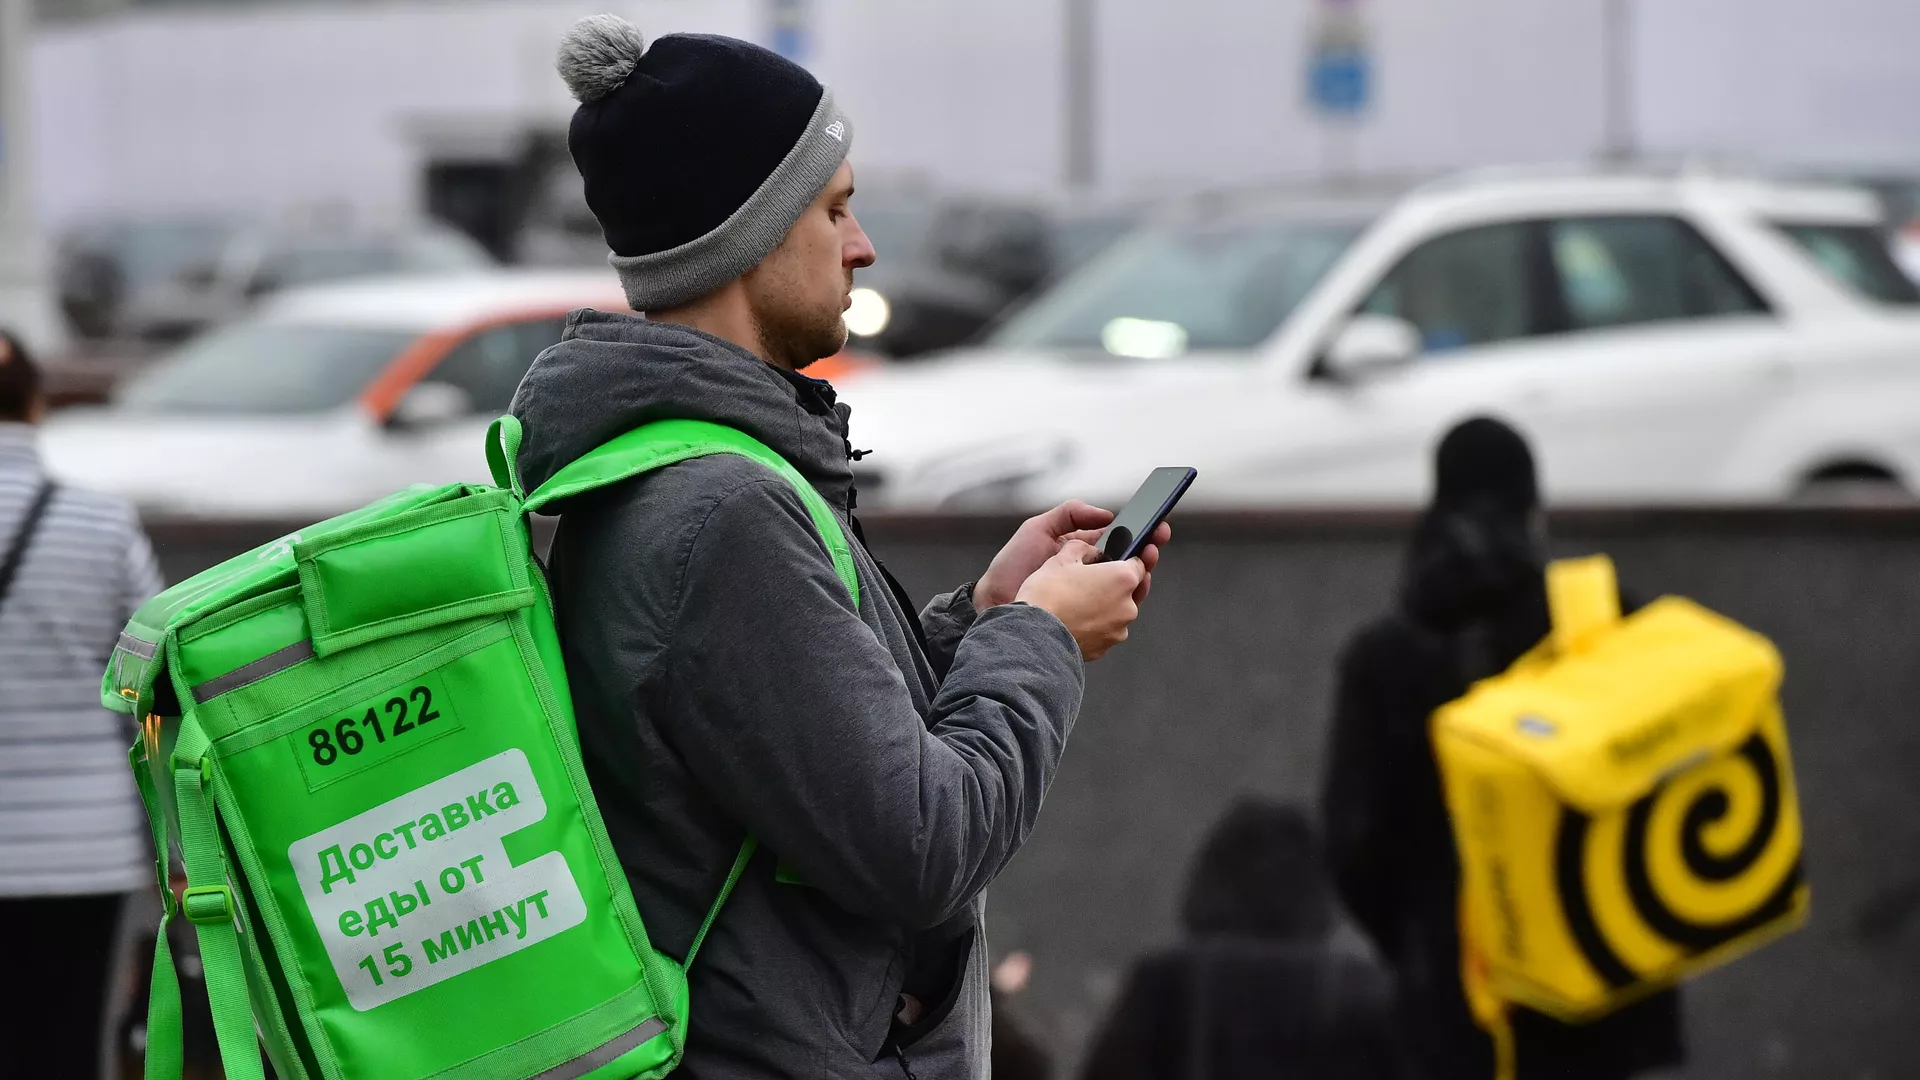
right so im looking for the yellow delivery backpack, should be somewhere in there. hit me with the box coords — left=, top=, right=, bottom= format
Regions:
left=1432, top=556, right=1807, bottom=1066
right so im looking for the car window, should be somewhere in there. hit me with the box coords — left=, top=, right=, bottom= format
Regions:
left=1361, top=223, right=1536, bottom=353
left=1772, top=222, right=1920, bottom=305
left=992, top=217, right=1365, bottom=356
left=928, top=204, right=1050, bottom=290
left=111, top=220, right=241, bottom=287
left=1547, top=216, right=1767, bottom=329
left=264, top=246, right=401, bottom=289
left=426, top=317, right=567, bottom=414
left=116, top=322, right=417, bottom=414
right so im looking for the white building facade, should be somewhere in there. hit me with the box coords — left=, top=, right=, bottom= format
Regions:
left=21, top=0, right=1920, bottom=230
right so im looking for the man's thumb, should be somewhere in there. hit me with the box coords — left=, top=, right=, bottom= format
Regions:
left=1056, top=539, right=1102, bottom=565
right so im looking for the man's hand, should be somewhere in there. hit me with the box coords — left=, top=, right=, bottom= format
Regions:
left=975, top=500, right=1170, bottom=610
left=1015, top=541, right=1147, bottom=661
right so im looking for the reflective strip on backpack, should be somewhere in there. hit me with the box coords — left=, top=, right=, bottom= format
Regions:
left=192, top=640, right=317, bottom=703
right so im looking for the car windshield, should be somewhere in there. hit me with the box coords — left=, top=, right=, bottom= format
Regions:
left=1773, top=221, right=1920, bottom=305
left=991, top=216, right=1366, bottom=356
left=115, top=321, right=417, bottom=414
left=1048, top=212, right=1141, bottom=275
left=270, top=246, right=403, bottom=287
left=79, top=219, right=239, bottom=287
left=263, top=232, right=493, bottom=289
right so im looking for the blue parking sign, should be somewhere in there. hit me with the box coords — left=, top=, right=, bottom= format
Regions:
left=1308, top=46, right=1371, bottom=117
left=768, top=0, right=810, bottom=63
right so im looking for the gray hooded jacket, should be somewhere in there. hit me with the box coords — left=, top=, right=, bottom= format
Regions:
left=510, top=312, right=1084, bottom=1079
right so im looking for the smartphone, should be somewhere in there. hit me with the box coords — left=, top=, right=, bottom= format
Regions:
left=1097, top=467, right=1197, bottom=562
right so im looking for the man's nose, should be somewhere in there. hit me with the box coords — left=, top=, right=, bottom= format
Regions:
left=846, top=220, right=877, bottom=269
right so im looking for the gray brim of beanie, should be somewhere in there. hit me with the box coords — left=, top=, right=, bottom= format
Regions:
left=610, top=88, right=852, bottom=311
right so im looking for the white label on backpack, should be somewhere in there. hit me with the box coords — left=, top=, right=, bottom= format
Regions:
left=288, top=749, right=587, bottom=1010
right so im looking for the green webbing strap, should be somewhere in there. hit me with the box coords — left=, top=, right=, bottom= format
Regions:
left=130, top=743, right=183, bottom=1080
left=514, top=417, right=861, bottom=608
left=487, top=415, right=526, bottom=499
left=171, top=717, right=266, bottom=1080
left=684, top=837, right=758, bottom=970
left=145, top=920, right=186, bottom=1080
left=497, top=417, right=860, bottom=951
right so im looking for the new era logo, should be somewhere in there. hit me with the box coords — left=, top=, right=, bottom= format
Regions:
left=824, top=120, right=846, bottom=142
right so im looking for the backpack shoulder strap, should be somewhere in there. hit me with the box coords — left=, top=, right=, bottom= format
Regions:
left=499, top=416, right=859, bottom=608
left=1546, top=554, right=1620, bottom=657
left=496, top=415, right=860, bottom=964
left=0, top=479, right=56, bottom=614
left=148, top=716, right=265, bottom=1080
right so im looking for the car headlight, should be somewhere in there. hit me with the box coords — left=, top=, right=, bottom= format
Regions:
left=1101, top=316, right=1187, bottom=359
left=907, top=436, right=1075, bottom=510
left=844, top=287, right=891, bottom=337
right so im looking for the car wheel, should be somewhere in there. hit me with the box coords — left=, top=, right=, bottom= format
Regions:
left=1794, top=469, right=1912, bottom=506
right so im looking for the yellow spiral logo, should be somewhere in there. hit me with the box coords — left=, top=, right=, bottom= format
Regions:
left=1553, top=729, right=1804, bottom=989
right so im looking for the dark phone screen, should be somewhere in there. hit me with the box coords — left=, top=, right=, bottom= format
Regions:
left=1097, top=467, right=1196, bottom=562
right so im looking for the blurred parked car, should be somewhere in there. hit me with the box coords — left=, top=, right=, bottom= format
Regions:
left=114, top=222, right=496, bottom=343
left=42, top=271, right=619, bottom=517
left=1800, top=172, right=1920, bottom=283
left=54, top=215, right=247, bottom=340
left=42, top=270, right=875, bottom=518
left=843, top=190, right=1147, bottom=358
left=846, top=166, right=1920, bottom=508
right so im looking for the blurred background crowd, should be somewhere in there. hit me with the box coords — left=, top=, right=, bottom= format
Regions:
left=0, top=0, right=1917, bottom=1078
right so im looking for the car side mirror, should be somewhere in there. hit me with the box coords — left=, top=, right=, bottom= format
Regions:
left=1323, top=314, right=1421, bottom=380
left=386, top=381, right=471, bottom=431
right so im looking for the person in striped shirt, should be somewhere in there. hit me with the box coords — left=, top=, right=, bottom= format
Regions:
left=0, top=329, right=164, bottom=1078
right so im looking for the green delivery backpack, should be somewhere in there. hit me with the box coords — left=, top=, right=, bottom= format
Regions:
left=105, top=418, right=859, bottom=1080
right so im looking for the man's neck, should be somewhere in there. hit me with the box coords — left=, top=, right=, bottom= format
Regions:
left=648, top=293, right=787, bottom=371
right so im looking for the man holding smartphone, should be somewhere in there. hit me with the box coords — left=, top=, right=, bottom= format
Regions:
left=510, top=17, right=1168, bottom=1079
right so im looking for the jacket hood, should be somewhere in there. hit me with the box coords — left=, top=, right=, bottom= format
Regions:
left=510, top=310, right=855, bottom=506
left=1398, top=499, right=1551, bottom=685
left=1399, top=497, right=1546, bottom=633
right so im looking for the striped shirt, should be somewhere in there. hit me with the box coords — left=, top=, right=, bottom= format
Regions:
left=0, top=423, right=162, bottom=896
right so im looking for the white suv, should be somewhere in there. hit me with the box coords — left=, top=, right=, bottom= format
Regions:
left=846, top=167, right=1920, bottom=508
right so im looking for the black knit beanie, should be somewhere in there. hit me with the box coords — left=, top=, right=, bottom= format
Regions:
left=555, top=15, right=853, bottom=311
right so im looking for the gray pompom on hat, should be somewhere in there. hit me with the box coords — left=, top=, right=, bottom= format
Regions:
left=556, top=14, right=853, bottom=311
left=555, top=14, right=647, bottom=104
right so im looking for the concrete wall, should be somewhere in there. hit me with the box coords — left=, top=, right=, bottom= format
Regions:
left=144, top=508, right=1920, bottom=1080
left=871, top=510, right=1920, bottom=1080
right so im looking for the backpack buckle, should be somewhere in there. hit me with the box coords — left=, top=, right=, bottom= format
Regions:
left=182, top=884, right=235, bottom=925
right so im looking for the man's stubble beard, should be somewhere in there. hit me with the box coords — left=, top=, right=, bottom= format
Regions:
left=753, top=304, right=846, bottom=371
left=752, top=273, right=852, bottom=371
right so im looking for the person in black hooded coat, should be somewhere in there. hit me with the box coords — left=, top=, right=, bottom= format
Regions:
left=1079, top=800, right=1405, bottom=1080
left=1318, top=418, right=1685, bottom=1080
